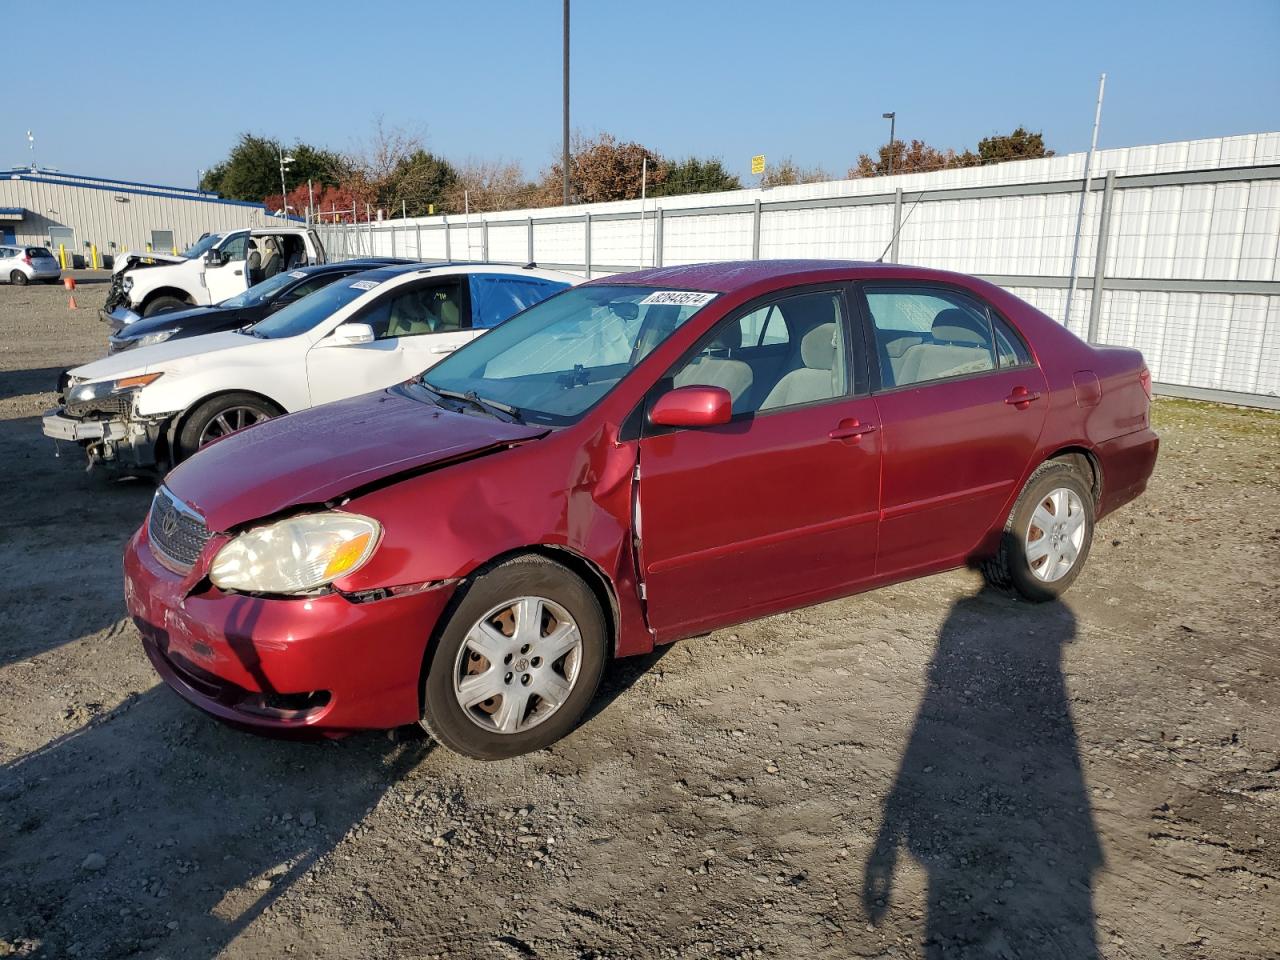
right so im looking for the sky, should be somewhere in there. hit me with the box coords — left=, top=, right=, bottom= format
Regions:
left=11, top=0, right=1280, bottom=188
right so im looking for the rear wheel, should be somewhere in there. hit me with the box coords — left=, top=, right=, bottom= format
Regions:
left=420, top=556, right=607, bottom=759
left=981, top=460, right=1094, bottom=602
left=176, top=392, right=280, bottom=461
left=143, top=295, right=188, bottom=317
left=10, top=270, right=27, bottom=285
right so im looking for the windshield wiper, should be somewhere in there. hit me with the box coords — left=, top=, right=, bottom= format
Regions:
left=421, top=382, right=523, bottom=423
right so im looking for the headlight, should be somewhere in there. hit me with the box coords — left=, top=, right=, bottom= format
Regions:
left=209, top=512, right=382, bottom=595
left=122, top=276, right=134, bottom=293
left=67, top=372, right=163, bottom=403
left=135, top=329, right=176, bottom=348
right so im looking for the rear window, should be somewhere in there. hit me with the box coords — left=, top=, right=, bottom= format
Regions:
left=26, top=247, right=52, bottom=258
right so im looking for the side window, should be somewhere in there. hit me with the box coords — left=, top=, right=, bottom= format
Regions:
left=361, top=280, right=465, bottom=340
left=864, top=287, right=998, bottom=388
left=668, top=290, right=849, bottom=415
left=218, top=234, right=249, bottom=261
left=991, top=312, right=1032, bottom=367
left=736, top=304, right=789, bottom=347
left=469, top=275, right=569, bottom=330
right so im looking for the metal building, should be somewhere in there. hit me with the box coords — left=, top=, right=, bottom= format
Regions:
left=0, top=167, right=285, bottom=268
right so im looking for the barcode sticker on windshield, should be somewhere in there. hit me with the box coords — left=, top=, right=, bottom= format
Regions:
left=639, top=291, right=716, bottom=307
left=289, top=271, right=307, bottom=279
left=349, top=279, right=380, bottom=290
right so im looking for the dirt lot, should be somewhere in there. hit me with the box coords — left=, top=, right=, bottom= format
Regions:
left=1, top=279, right=1277, bottom=960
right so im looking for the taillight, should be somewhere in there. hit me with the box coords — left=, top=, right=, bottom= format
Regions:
left=1139, top=367, right=1152, bottom=400
left=22, top=254, right=32, bottom=266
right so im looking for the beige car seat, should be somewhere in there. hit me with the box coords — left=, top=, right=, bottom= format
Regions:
left=761, top=322, right=839, bottom=409
left=674, top=324, right=754, bottom=411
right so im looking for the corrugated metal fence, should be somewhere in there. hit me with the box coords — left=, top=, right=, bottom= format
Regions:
left=317, top=132, right=1280, bottom=409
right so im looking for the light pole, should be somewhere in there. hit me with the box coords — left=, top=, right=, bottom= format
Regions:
left=882, top=112, right=896, bottom=176
left=197, top=168, right=204, bottom=192
left=562, top=0, right=571, bottom=206
left=278, top=149, right=295, bottom=218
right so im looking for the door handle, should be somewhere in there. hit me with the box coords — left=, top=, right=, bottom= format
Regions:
left=829, top=418, right=877, bottom=442
left=430, top=345, right=456, bottom=354
left=233, top=269, right=243, bottom=276
left=1004, top=387, right=1042, bottom=409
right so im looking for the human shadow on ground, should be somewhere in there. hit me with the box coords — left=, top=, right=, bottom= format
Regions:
left=0, top=685, right=431, bottom=959
left=863, top=589, right=1103, bottom=958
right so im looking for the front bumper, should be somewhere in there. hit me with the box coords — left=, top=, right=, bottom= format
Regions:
left=125, top=526, right=457, bottom=733
left=101, top=304, right=143, bottom=334
left=42, top=408, right=127, bottom=443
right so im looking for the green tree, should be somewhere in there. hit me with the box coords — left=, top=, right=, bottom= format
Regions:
left=978, top=127, right=1053, bottom=163
left=654, top=157, right=742, bottom=196
left=380, top=150, right=459, bottom=216
left=201, top=133, right=347, bottom=201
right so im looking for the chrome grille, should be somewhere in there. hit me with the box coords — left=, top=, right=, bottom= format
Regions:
left=148, top=487, right=211, bottom=571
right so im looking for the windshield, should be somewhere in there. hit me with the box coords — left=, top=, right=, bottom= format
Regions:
left=180, top=234, right=222, bottom=259
left=219, top=270, right=303, bottom=308
left=423, top=285, right=717, bottom=425
left=248, top=274, right=383, bottom=339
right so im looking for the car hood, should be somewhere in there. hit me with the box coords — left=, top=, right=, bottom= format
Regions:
left=115, top=304, right=243, bottom=340
left=69, top=330, right=259, bottom=381
left=113, top=251, right=187, bottom=274
left=165, top=388, right=550, bottom=532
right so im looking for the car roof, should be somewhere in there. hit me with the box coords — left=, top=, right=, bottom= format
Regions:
left=589, top=259, right=980, bottom=293
left=345, top=261, right=581, bottom=285
left=285, top=258, right=414, bottom=276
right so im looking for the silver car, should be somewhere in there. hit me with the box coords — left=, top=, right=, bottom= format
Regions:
left=1, top=245, right=61, bottom=284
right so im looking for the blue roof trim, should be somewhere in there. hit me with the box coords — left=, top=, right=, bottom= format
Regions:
left=11, top=168, right=208, bottom=195
left=0, top=207, right=23, bottom=215
left=1, top=173, right=271, bottom=210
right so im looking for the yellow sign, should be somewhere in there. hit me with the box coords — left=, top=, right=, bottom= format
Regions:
left=751, top=155, right=766, bottom=175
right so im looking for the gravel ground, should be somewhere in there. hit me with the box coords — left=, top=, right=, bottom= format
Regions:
left=1, top=281, right=1277, bottom=960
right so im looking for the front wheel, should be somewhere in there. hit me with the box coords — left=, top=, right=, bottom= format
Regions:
left=143, top=295, right=188, bottom=317
left=420, top=556, right=607, bottom=759
left=980, top=460, right=1095, bottom=602
left=175, top=392, right=280, bottom=462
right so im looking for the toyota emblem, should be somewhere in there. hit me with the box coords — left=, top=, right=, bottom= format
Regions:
left=160, top=507, right=179, bottom=538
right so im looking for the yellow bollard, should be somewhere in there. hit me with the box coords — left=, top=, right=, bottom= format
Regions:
left=146, top=242, right=152, bottom=253
left=58, top=244, right=67, bottom=270
left=91, top=244, right=99, bottom=270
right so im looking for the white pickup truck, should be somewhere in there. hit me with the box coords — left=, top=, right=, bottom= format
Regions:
left=101, top=226, right=327, bottom=328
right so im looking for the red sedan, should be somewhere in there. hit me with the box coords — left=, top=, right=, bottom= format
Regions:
left=125, top=260, right=1158, bottom=759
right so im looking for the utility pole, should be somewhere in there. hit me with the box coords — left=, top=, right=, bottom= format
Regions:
left=562, top=0, right=571, bottom=206
left=882, top=112, right=896, bottom=176
left=1064, top=73, right=1107, bottom=328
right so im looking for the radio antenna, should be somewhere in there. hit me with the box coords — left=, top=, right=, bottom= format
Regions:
left=876, top=190, right=926, bottom=263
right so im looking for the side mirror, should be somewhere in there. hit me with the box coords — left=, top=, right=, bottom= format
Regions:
left=204, top=250, right=226, bottom=267
left=650, top=385, right=732, bottom=428
left=266, top=297, right=292, bottom=313
left=324, top=322, right=375, bottom=347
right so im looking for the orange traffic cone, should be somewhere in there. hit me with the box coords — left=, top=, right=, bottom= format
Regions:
left=64, top=276, right=77, bottom=309
left=68, top=295, right=78, bottom=309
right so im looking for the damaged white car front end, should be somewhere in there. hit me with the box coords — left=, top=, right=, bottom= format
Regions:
left=43, top=372, right=176, bottom=471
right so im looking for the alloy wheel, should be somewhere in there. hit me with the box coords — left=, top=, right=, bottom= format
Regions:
left=197, top=406, right=270, bottom=446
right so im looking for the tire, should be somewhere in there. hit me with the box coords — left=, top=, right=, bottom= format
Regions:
left=10, top=270, right=27, bottom=285
left=420, top=556, right=607, bottom=760
left=980, top=460, right=1095, bottom=602
left=175, top=392, right=281, bottom=462
left=143, top=295, right=188, bottom=317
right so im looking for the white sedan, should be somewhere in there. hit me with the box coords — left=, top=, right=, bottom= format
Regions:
left=43, top=262, right=579, bottom=472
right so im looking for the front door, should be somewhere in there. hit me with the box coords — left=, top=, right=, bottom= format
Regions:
left=306, top=277, right=472, bottom=406
left=860, top=283, right=1049, bottom=575
left=204, top=232, right=250, bottom=304
left=637, top=286, right=882, bottom=642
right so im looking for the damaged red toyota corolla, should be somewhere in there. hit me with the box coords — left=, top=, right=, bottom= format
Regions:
left=124, top=261, right=1159, bottom=759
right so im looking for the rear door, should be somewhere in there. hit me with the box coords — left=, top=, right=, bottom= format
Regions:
left=637, top=285, right=882, bottom=641
left=859, top=283, right=1048, bottom=575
